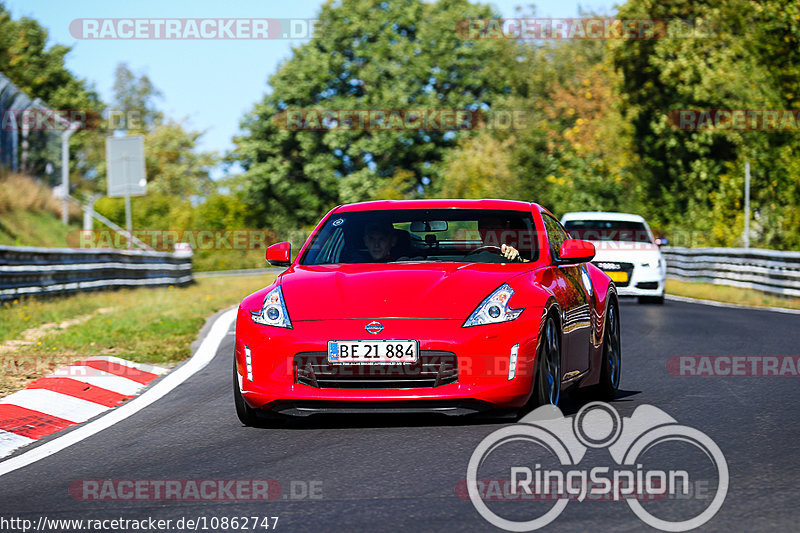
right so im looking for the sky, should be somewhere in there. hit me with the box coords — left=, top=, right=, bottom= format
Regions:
left=5, top=0, right=614, bottom=174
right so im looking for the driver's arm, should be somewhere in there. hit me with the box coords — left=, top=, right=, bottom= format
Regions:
left=501, top=244, right=530, bottom=263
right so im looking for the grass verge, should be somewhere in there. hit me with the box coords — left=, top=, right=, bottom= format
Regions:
left=0, top=274, right=275, bottom=396
left=665, top=278, right=800, bottom=311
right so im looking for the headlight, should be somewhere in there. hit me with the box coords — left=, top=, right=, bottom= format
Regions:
left=641, top=257, right=663, bottom=269
left=250, top=286, right=292, bottom=328
left=463, top=283, right=524, bottom=327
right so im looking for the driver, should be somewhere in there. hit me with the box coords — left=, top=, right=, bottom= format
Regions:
left=477, top=216, right=530, bottom=262
left=363, top=221, right=399, bottom=262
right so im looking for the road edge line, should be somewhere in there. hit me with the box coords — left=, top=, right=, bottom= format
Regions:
left=0, top=307, right=237, bottom=478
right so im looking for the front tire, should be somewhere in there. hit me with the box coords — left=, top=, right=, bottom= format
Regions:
left=531, top=315, right=562, bottom=407
left=233, top=357, right=259, bottom=426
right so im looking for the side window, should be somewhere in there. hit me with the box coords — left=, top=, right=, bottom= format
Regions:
left=318, top=227, right=344, bottom=263
left=542, top=214, right=569, bottom=261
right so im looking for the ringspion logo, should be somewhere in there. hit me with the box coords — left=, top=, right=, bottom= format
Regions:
left=465, top=403, right=728, bottom=531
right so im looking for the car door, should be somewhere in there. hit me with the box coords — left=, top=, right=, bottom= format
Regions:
left=541, top=213, right=592, bottom=376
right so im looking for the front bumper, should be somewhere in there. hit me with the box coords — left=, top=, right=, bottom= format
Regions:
left=597, top=263, right=665, bottom=297
left=616, top=278, right=664, bottom=297
left=234, top=308, right=542, bottom=413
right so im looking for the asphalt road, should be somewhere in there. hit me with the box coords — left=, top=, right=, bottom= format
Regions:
left=0, top=298, right=798, bottom=532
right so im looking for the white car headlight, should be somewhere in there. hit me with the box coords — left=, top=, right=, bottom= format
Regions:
left=463, top=283, right=524, bottom=327
left=250, top=286, right=292, bottom=328
left=640, top=257, right=662, bottom=269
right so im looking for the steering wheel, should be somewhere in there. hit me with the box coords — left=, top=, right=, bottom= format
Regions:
left=464, top=245, right=504, bottom=257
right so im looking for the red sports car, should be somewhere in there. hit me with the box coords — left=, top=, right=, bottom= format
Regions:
left=234, top=199, right=620, bottom=424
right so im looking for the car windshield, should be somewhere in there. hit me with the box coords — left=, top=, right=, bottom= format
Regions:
left=563, top=220, right=652, bottom=243
left=301, top=209, right=539, bottom=265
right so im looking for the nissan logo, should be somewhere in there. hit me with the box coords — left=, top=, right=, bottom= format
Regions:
left=365, top=321, right=384, bottom=334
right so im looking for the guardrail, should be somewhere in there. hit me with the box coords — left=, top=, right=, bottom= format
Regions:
left=0, top=245, right=193, bottom=300
left=662, top=246, right=800, bottom=298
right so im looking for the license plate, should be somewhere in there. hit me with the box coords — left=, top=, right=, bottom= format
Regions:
left=606, top=271, right=629, bottom=283
left=327, top=340, right=418, bottom=364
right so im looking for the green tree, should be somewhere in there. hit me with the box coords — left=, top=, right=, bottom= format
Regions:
left=233, top=0, right=515, bottom=232
left=612, top=0, right=800, bottom=248
left=112, top=62, right=163, bottom=133
left=438, top=134, right=518, bottom=199
left=0, top=4, right=102, bottom=187
left=143, top=119, right=216, bottom=198
left=97, top=64, right=217, bottom=199
left=436, top=26, right=640, bottom=217
left=0, top=5, right=99, bottom=111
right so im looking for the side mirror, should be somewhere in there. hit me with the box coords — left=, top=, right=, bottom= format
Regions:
left=559, top=239, right=595, bottom=264
left=655, top=237, right=669, bottom=246
left=266, top=242, right=292, bottom=267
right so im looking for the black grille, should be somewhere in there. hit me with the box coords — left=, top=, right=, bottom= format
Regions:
left=294, top=351, right=458, bottom=389
left=636, top=281, right=659, bottom=290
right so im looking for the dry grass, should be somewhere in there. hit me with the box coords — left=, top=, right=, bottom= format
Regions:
left=0, top=173, right=79, bottom=219
left=665, top=278, right=800, bottom=311
left=0, top=273, right=274, bottom=396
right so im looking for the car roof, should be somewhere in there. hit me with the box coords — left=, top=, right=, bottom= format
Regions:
left=560, top=211, right=647, bottom=223
left=334, top=199, right=538, bottom=213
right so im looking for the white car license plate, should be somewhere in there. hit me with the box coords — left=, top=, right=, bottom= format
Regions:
left=327, top=340, right=418, bottom=364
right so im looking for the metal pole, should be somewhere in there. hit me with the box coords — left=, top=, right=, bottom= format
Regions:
left=125, top=194, right=132, bottom=249
left=744, top=161, right=750, bottom=249
left=61, top=131, right=70, bottom=225
left=83, top=193, right=100, bottom=231
left=122, top=155, right=132, bottom=249
left=60, top=123, right=80, bottom=225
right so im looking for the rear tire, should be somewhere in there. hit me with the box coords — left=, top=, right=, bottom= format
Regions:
left=233, top=357, right=260, bottom=426
left=531, top=315, right=562, bottom=407
left=594, top=299, right=622, bottom=401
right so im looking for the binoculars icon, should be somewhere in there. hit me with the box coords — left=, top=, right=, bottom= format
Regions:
left=466, top=402, right=728, bottom=532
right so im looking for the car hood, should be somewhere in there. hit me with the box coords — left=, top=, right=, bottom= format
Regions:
left=280, top=263, right=527, bottom=320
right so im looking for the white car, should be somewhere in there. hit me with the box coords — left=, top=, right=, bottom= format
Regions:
left=560, top=212, right=667, bottom=304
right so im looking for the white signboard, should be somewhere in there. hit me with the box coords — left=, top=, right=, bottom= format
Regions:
left=106, top=135, right=146, bottom=197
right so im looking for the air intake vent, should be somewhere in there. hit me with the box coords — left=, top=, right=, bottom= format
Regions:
left=294, top=351, right=458, bottom=389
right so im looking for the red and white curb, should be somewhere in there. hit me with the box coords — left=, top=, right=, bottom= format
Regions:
left=0, top=308, right=236, bottom=479
left=0, top=356, right=168, bottom=458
